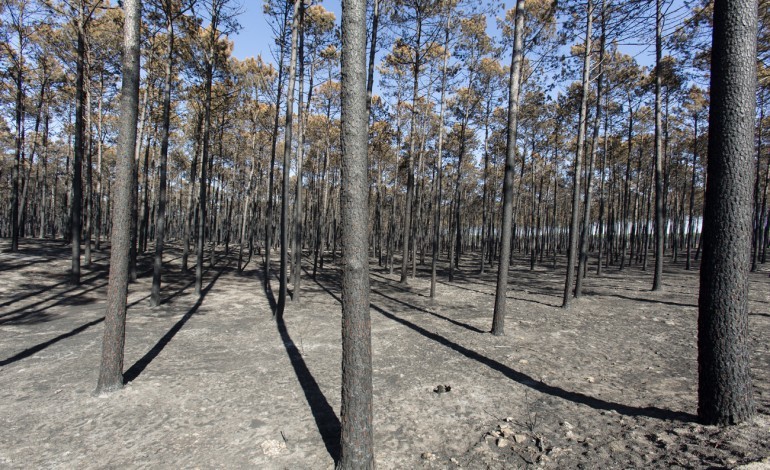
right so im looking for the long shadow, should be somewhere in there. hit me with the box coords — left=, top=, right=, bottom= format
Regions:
left=309, top=273, right=697, bottom=424
left=372, top=304, right=697, bottom=423
left=261, top=272, right=278, bottom=314
left=122, top=263, right=227, bottom=384
left=0, top=279, right=109, bottom=325
left=584, top=291, right=697, bottom=308
left=368, top=271, right=430, bottom=298
left=436, top=279, right=559, bottom=309
left=370, top=283, right=484, bottom=334
left=0, top=254, right=60, bottom=272
left=0, top=317, right=105, bottom=367
left=275, top=313, right=341, bottom=463
left=261, top=265, right=340, bottom=463
left=0, top=269, right=106, bottom=311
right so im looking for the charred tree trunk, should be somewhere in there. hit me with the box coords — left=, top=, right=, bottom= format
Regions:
left=698, top=0, right=757, bottom=426
left=96, top=0, right=141, bottom=394
left=492, top=0, right=525, bottom=335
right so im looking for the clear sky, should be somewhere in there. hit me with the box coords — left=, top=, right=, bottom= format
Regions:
left=230, top=0, right=343, bottom=64
left=228, top=0, right=677, bottom=81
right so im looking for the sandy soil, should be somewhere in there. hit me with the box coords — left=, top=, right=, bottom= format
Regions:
left=0, top=239, right=768, bottom=469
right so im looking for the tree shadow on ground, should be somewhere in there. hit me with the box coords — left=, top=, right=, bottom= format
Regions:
left=308, top=269, right=698, bottom=424
left=0, top=277, right=109, bottom=326
left=0, top=317, right=105, bottom=367
left=123, top=262, right=228, bottom=384
left=0, top=266, right=108, bottom=311
left=582, top=291, right=697, bottom=308
left=275, top=313, right=341, bottom=464
left=259, top=265, right=341, bottom=464
left=369, top=280, right=485, bottom=334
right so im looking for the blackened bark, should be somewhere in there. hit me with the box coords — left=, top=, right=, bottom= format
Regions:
left=71, top=18, right=86, bottom=285
left=292, top=2, right=306, bottom=303
left=652, top=0, right=665, bottom=291
left=686, top=113, right=698, bottom=270
left=698, top=0, right=757, bottom=425
left=338, top=0, right=375, bottom=463
left=400, top=18, right=421, bottom=284
left=430, top=8, right=451, bottom=299
left=277, top=0, right=301, bottom=318
left=196, top=3, right=219, bottom=297
left=96, top=0, right=141, bottom=394
left=151, top=18, right=175, bottom=307
left=492, top=0, right=525, bottom=336
left=562, top=0, right=593, bottom=308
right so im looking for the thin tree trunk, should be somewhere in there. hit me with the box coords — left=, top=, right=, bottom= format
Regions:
left=492, top=0, right=525, bottom=335
left=430, top=7, right=451, bottom=299
left=652, top=0, right=665, bottom=291
left=96, top=0, right=141, bottom=394
left=151, top=16, right=175, bottom=307
left=195, top=3, right=219, bottom=296
left=277, top=0, right=302, bottom=317
left=562, top=0, right=593, bottom=308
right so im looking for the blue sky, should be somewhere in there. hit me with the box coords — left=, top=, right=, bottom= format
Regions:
left=228, top=0, right=676, bottom=81
left=230, top=0, right=342, bottom=63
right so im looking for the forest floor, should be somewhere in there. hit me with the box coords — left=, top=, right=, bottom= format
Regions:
left=0, top=239, right=769, bottom=469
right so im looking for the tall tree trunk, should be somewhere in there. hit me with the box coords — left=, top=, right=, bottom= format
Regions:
left=292, top=2, right=306, bottom=302
left=562, top=0, right=593, bottom=308
left=400, top=18, right=422, bottom=284
left=151, top=17, right=175, bottom=307
left=196, top=4, right=219, bottom=296
left=277, top=0, right=302, bottom=317
left=430, top=7, right=451, bottom=299
left=338, top=0, right=374, bottom=463
left=182, top=112, right=202, bottom=272
left=752, top=93, right=764, bottom=271
left=576, top=4, right=605, bottom=296
left=265, top=4, right=290, bottom=287
left=652, top=0, right=665, bottom=291
left=95, top=72, right=104, bottom=250
left=96, top=0, right=141, bottom=394
left=71, top=15, right=87, bottom=285
left=11, top=32, right=24, bottom=252
left=84, top=64, right=93, bottom=266
left=698, top=0, right=757, bottom=425
left=686, top=113, right=699, bottom=270
left=492, top=0, right=525, bottom=335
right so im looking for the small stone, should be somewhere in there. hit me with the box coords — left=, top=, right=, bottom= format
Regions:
left=513, top=434, right=528, bottom=444
left=497, top=438, right=510, bottom=448
left=608, top=441, right=626, bottom=453
left=565, top=430, right=576, bottom=441
left=671, top=427, right=689, bottom=436
left=434, top=385, right=446, bottom=393
left=450, top=457, right=460, bottom=465
left=651, top=433, right=674, bottom=448
left=560, top=420, right=574, bottom=430
left=421, top=452, right=437, bottom=461
left=519, top=359, right=529, bottom=365
left=586, top=377, right=596, bottom=383
left=499, top=426, right=514, bottom=438
left=504, top=417, right=514, bottom=422
left=260, top=439, right=286, bottom=456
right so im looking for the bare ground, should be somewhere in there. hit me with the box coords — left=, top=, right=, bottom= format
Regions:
left=0, top=239, right=768, bottom=469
